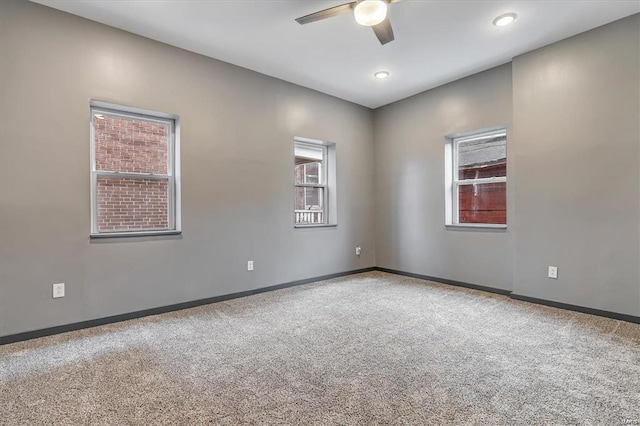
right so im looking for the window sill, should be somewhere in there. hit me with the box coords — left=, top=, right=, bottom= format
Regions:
left=90, top=230, right=182, bottom=239
left=445, top=224, right=507, bottom=230
left=295, top=224, right=338, bottom=229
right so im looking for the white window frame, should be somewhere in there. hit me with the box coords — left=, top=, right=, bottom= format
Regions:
left=445, top=127, right=507, bottom=229
left=294, top=137, right=337, bottom=228
left=295, top=141, right=328, bottom=215
left=90, top=101, right=181, bottom=238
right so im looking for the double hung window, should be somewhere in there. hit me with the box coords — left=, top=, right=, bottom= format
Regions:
left=90, top=102, right=180, bottom=236
left=447, top=129, right=507, bottom=226
left=294, top=141, right=328, bottom=225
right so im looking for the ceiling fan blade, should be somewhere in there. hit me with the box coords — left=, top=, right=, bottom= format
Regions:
left=295, top=2, right=355, bottom=25
left=372, top=18, right=394, bottom=45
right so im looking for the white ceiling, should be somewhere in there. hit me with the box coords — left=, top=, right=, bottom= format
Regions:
left=33, top=0, right=639, bottom=109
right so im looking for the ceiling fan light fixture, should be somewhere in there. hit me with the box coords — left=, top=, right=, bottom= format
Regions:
left=493, top=13, right=517, bottom=27
left=354, top=0, right=388, bottom=27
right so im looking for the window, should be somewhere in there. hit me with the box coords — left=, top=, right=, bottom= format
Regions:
left=445, top=128, right=507, bottom=226
left=90, top=102, right=180, bottom=237
left=294, top=138, right=336, bottom=227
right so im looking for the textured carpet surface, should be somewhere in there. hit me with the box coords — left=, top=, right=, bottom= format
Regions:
left=1, top=271, right=639, bottom=425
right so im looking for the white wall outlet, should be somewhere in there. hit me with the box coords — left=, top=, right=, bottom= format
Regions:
left=247, top=261, right=254, bottom=271
left=52, top=283, right=65, bottom=298
left=355, top=246, right=362, bottom=256
left=548, top=266, right=558, bottom=279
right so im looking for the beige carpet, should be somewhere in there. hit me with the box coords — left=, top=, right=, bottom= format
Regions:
left=1, top=271, right=639, bottom=425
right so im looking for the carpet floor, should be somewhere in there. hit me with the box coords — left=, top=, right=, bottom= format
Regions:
left=1, top=271, right=639, bottom=425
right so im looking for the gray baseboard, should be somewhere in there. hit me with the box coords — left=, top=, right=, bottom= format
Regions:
left=510, top=293, right=639, bottom=324
left=375, top=267, right=639, bottom=324
left=0, top=267, right=376, bottom=345
left=2, top=265, right=637, bottom=345
left=375, top=267, right=511, bottom=295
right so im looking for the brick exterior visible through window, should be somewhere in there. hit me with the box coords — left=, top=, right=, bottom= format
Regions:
left=96, top=177, right=169, bottom=232
left=458, top=162, right=507, bottom=224
left=91, top=104, right=178, bottom=235
left=94, top=115, right=168, bottom=175
left=449, top=130, right=507, bottom=226
left=294, top=141, right=326, bottom=225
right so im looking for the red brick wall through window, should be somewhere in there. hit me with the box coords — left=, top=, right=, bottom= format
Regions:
left=458, top=162, right=506, bottom=224
left=93, top=113, right=170, bottom=232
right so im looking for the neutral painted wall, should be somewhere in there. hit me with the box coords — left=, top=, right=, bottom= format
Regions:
left=511, top=14, right=639, bottom=316
left=374, top=64, right=515, bottom=291
left=1, top=2, right=638, bottom=338
left=0, top=0, right=375, bottom=337
left=374, top=15, right=640, bottom=316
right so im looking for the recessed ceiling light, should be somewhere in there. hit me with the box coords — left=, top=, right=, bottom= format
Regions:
left=493, top=13, right=517, bottom=27
left=374, top=71, right=390, bottom=79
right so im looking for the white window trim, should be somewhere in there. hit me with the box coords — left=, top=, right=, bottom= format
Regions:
left=90, top=101, right=181, bottom=238
left=294, top=137, right=337, bottom=228
left=445, top=127, right=507, bottom=229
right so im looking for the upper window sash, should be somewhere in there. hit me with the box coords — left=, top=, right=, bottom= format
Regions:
left=294, top=141, right=328, bottom=187
left=453, top=131, right=506, bottom=183
left=90, top=107, right=175, bottom=175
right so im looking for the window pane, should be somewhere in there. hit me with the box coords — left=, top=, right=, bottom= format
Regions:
left=94, top=112, right=169, bottom=174
left=295, top=161, right=322, bottom=185
left=294, top=144, right=324, bottom=184
left=458, top=182, right=506, bottom=224
left=294, top=187, right=324, bottom=224
left=97, top=176, right=169, bottom=232
left=458, top=135, right=506, bottom=180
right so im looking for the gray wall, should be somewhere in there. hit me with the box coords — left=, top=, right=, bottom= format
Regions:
left=374, top=64, right=515, bottom=291
left=0, top=0, right=375, bottom=337
left=2, top=2, right=638, bottom=338
left=511, top=14, right=639, bottom=316
left=374, top=15, right=640, bottom=316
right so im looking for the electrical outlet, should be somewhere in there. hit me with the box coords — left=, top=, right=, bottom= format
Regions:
left=548, top=266, right=558, bottom=279
left=247, top=260, right=254, bottom=271
left=52, top=283, right=65, bottom=298
left=355, top=246, right=362, bottom=256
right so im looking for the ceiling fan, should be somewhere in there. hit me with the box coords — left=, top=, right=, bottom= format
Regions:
left=295, top=0, right=402, bottom=45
